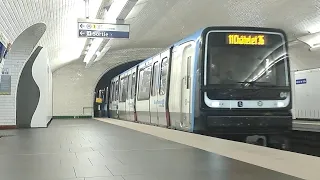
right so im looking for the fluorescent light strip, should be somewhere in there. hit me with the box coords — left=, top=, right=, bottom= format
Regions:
left=95, top=45, right=111, bottom=62
left=104, top=0, right=129, bottom=22
left=84, top=0, right=131, bottom=65
left=89, top=0, right=104, bottom=19
left=84, top=38, right=103, bottom=63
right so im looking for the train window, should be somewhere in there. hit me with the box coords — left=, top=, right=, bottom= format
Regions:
left=131, top=72, right=136, bottom=98
left=112, top=82, right=116, bottom=101
left=115, top=80, right=119, bottom=101
left=137, top=66, right=151, bottom=100
left=127, top=74, right=132, bottom=100
left=120, top=76, right=128, bottom=102
left=124, top=76, right=129, bottom=101
left=187, top=56, right=191, bottom=89
left=119, top=78, right=124, bottom=102
left=110, top=82, right=114, bottom=102
left=160, top=58, right=168, bottom=95
left=151, top=62, right=159, bottom=96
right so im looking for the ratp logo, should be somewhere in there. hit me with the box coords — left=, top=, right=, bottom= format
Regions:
left=296, top=78, right=307, bottom=85
left=154, top=99, right=165, bottom=107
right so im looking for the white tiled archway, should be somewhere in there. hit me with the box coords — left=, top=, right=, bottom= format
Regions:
left=0, top=23, right=46, bottom=126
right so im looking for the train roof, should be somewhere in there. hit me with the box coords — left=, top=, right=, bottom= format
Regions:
left=112, top=28, right=205, bottom=79
left=134, top=28, right=204, bottom=66
left=112, top=26, right=288, bottom=80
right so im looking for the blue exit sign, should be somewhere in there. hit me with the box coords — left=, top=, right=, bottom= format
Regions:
left=296, top=78, right=307, bottom=85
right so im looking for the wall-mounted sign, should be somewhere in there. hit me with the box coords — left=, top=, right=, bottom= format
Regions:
left=296, top=78, right=307, bottom=85
left=0, top=75, right=11, bottom=95
left=77, top=18, right=130, bottom=39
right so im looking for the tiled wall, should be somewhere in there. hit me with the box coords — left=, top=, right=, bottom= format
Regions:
left=52, top=48, right=162, bottom=117
left=53, top=61, right=98, bottom=117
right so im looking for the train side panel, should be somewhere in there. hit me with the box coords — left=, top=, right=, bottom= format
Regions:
left=109, top=76, right=120, bottom=118
left=192, top=40, right=205, bottom=132
left=157, top=49, right=171, bottom=127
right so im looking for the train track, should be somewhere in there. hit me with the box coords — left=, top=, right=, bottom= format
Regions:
left=288, top=131, right=320, bottom=157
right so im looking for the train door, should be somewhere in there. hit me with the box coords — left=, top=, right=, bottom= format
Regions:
left=108, top=82, right=114, bottom=117
left=115, top=78, right=120, bottom=118
left=158, top=50, right=170, bottom=126
left=150, top=57, right=160, bottom=125
left=110, top=80, right=118, bottom=118
left=119, top=75, right=129, bottom=120
left=126, top=72, right=133, bottom=121
left=104, top=87, right=109, bottom=117
left=180, top=43, right=194, bottom=129
left=135, top=62, right=152, bottom=124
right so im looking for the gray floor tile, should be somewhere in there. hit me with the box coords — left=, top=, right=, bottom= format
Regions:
left=89, top=156, right=123, bottom=166
left=76, top=151, right=104, bottom=160
left=61, top=156, right=92, bottom=167
left=105, top=163, right=146, bottom=176
left=85, top=176, right=124, bottom=180
left=0, top=165, right=76, bottom=179
left=70, top=147, right=94, bottom=153
left=74, top=164, right=114, bottom=178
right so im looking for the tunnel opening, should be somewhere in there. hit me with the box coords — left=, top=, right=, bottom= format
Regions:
left=94, top=60, right=143, bottom=118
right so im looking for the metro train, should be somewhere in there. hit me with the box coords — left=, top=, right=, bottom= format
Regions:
left=107, top=26, right=292, bottom=147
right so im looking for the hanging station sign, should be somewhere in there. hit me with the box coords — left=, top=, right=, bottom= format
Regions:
left=77, top=18, right=130, bottom=39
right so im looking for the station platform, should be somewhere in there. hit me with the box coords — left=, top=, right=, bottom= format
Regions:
left=0, top=119, right=318, bottom=180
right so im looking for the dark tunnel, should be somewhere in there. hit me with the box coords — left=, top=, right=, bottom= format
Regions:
left=93, top=60, right=143, bottom=117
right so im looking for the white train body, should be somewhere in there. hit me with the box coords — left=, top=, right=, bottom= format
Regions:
left=108, top=26, right=293, bottom=136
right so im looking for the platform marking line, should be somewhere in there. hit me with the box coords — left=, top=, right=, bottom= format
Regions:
left=95, top=118, right=320, bottom=180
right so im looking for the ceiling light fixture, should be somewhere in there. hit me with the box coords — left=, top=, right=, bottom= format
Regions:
left=94, top=46, right=111, bottom=62
left=83, top=38, right=103, bottom=63
left=84, top=0, right=138, bottom=66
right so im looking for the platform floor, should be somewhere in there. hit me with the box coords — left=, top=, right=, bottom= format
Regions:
left=0, top=119, right=305, bottom=180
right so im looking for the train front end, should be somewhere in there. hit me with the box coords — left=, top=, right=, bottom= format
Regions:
left=198, top=27, right=292, bottom=143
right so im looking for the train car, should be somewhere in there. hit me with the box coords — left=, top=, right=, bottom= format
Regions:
left=108, top=26, right=292, bottom=147
left=109, top=76, right=119, bottom=118
left=109, top=66, right=137, bottom=121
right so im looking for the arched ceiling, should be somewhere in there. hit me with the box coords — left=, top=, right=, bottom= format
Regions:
left=1, top=0, right=320, bottom=71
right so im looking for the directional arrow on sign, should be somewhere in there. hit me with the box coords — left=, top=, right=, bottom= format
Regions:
left=80, top=31, right=85, bottom=36
left=80, top=24, right=84, bottom=29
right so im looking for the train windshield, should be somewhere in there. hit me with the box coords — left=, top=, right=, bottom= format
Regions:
left=206, top=31, right=289, bottom=88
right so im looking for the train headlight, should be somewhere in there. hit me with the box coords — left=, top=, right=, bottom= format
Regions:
left=280, top=92, right=288, bottom=98
left=277, top=101, right=285, bottom=107
left=212, top=101, right=220, bottom=107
